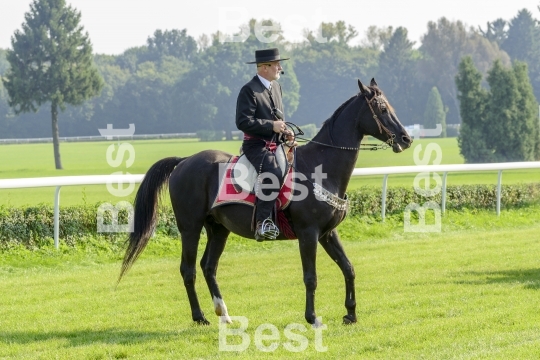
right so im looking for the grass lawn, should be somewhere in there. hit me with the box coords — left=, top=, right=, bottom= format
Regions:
left=1, top=207, right=540, bottom=358
left=1, top=137, right=540, bottom=206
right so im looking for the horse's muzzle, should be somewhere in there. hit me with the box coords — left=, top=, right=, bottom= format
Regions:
left=392, top=143, right=403, bottom=153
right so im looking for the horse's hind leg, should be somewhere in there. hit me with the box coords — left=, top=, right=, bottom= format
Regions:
left=319, top=229, right=357, bottom=324
left=201, top=218, right=232, bottom=323
left=180, top=227, right=209, bottom=325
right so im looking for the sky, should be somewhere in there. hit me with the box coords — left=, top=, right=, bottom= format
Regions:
left=1, top=0, right=540, bottom=55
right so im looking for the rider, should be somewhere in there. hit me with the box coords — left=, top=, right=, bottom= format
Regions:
left=236, top=48, right=291, bottom=241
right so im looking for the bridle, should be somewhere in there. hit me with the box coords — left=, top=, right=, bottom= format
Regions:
left=365, top=93, right=397, bottom=147
left=287, top=92, right=396, bottom=151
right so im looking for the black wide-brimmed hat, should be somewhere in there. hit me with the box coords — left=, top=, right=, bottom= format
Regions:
left=246, top=48, right=290, bottom=64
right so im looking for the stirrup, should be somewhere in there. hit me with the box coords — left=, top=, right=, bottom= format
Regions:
left=255, top=218, right=279, bottom=240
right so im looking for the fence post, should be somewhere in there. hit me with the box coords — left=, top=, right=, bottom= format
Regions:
left=381, top=174, right=388, bottom=221
left=442, top=172, right=448, bottom=215
left=54, top=186, right=61, bottom=249
left=497, top=170, right=503, bottom=216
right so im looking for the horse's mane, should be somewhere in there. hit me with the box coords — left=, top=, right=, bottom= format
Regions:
left=319, top=85, right=391, bottom=133
left=320, top=94, right=359, bottom=129
left=316, top=85, right=391, bottom=145
left=316, top=94, right=359, bottom=146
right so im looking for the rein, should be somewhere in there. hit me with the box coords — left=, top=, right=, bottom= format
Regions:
left=295, top=135, right=391, bottom=151
left=284, top=93, right=395, bottom=151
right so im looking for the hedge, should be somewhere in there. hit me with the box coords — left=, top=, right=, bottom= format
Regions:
left=0, top=204, right=179, bottom=249
left=347, top=183, right=540, bottom=217
left=1, top=184, right=540, bottom=247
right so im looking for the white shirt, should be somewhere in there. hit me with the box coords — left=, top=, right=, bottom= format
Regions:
left=257, top=74, right=272, bottom=91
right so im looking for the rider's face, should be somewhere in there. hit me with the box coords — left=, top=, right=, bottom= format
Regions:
left=258, top=61, right=282, bottom=81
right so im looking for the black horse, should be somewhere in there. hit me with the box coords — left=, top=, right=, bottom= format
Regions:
left=118, top=79, right=412, bottom=326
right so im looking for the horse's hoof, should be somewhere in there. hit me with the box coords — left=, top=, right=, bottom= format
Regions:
left=220, top=315, right=233, bottom=324
left=342, top=315, right=357, bottom=325
left=195, top=318, right=211, bottom=326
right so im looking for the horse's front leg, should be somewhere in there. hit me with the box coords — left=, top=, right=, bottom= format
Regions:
left=297, top=228, right=321, bottom=326
left=179, top=229, right=209, bottom=325
left=319, top=229, right=357, bottom=324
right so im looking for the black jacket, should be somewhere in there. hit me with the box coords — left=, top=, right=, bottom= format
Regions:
left=235, top=75, right=284, bottom=142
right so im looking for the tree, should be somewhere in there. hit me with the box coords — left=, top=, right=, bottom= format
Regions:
left=423, top=87, right=447, bottom=137
left=115, top=29, right=197, bottom=71
left=360, top=26, right=393, bottom=51
left=420, top=18, right=510, bottom=125
left=2, top=0, right=103, bottom=169
left=0, top=82, right=10, bottom=139
left=94, top=58, right=184, bottom=135
left=456, top=57, right=538, bottom=163
left=486, top=60, right=537, bottom=161
left=291, top=21, right=378, bottom=125
left=146, top=29, right=197, bottom=62
left=513, top=61, right=540, bottom=160
left=0, top=49, right=9, bottom=75
left=456, top=56, right=492, bottom=163
left=376, top=27, right=420, bottom=125
left=501, top=9, right=540, bottom=100
left=115, top=46, right=147, bottom=73
left=479, top=19, right=507, bottom=47
left=0, top=49, right=10, bottom=130
left=304, top=21, right=358, bottom=45
left=502, top=10, right=539, bottom=63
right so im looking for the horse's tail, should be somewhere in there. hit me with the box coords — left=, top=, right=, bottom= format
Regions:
left=118, top=156, right=184, bottom=284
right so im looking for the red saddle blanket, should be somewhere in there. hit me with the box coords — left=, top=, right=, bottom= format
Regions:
left=212, top=156, right=295, bottom=210
left=211, top=156, right=297, bottom=239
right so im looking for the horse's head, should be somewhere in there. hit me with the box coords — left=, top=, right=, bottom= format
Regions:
left=357, top=78, right=412, bottom=153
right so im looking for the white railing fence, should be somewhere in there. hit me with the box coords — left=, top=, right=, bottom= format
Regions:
left=352, top=161, right=540, bottom=219
left=0, top=174, right=143, bottom=249
left=0, top=131, right=248, bottom=145
left=1, top=161, right=540, bottom=249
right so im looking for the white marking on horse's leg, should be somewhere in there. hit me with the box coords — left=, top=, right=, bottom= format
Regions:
left=312, top=316, right=323, bottom=329
left=213, top=296, right=232, bottom=324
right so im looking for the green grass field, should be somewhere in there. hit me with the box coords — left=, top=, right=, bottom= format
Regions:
left=1, top=137, right=540, bottom=206
left=1, top=207, right=540, bottom=359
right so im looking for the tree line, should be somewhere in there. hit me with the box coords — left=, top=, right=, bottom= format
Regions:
left=1, top=1, right=540, bottom=166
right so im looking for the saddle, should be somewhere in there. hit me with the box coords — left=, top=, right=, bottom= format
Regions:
left=212, top=144, right=296, bottom=210
left=211, top=144, right=297, bottom=239
left=231, top=143, right=295, bottom=193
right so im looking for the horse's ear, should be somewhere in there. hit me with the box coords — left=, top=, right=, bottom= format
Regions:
left=370, top=78, right=378, bottom=88
left=358, top=79, right=370, bottom=95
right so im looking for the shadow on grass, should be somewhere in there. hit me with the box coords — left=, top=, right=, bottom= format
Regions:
left=455, top=268, right=540, bottom=290
left=0, top=326, right=211, bottom=347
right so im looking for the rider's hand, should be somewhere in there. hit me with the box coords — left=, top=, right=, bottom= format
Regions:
left=283, top=130, right=297, bottom=147
left=283, top=129, right=294, bottom=138
left=273, top=120, right=286, bottom=134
